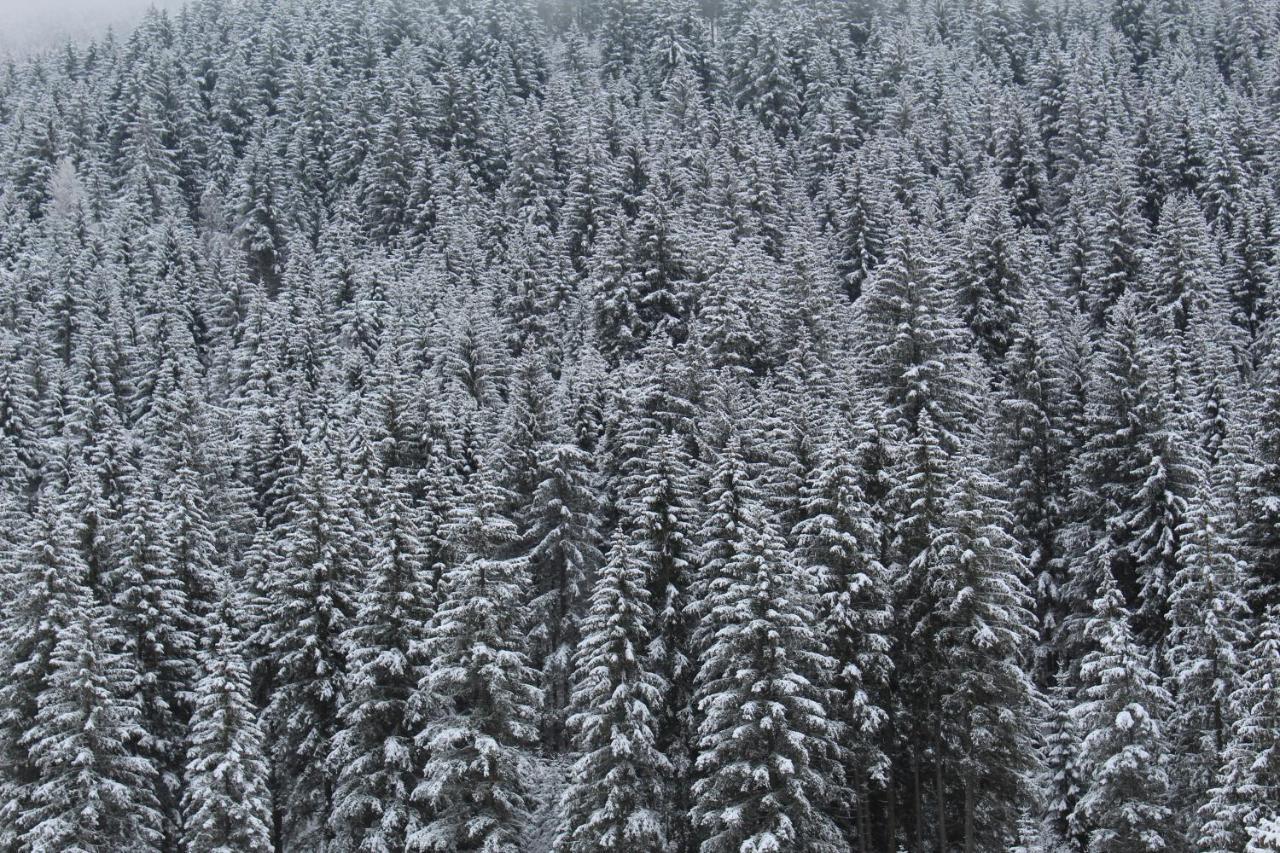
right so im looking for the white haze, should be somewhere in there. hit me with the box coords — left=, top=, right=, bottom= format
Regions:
left=0, top=0, right=187, bottom=58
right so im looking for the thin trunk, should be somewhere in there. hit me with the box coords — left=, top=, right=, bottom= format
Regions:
left=964, top=772, right=975, bottom=853
left=884, top=766, right=896, bottom=853
left=856, top=780, right=870, bottom=853
left=935, top=729, right=948, bottom=853
left=913, top=751, right=924, bottom=853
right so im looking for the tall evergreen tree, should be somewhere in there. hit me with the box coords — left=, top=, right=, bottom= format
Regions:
left=255, top=436, right=358, bottom=851
left=22, top=606, right=165, bottom=852
left=525, top=432, right=603, bottom=752
left=690, top=433, right=844, bottom=853
left=1070, top=575, right=1174, bottom=853
left=555, top=526, right=671, bottom=853
left=792, top=424, right=893, bottom=849
left=329, top=470, right=435, bottom=852
left=181, top=589, right=273, bottom=853
left=409, top=474, right=542, bottom=853
left=1197, top=607, right=1280, bottom=853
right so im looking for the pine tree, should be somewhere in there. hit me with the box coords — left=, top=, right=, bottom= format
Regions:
left=329, top=470, right=435, bottom=852
left=255, top=436, right=358, bottom=851
left=22, top=606, right=165, bottom=852
left=108, top=463, right=198, bottom=849
left=525, top=431, right=604, bottom=752
left=855, top=209, right=986, bottom=454
left=0, top=490, right=102, bottom=848
left=1164, top=498, right=1249, bottom=830
left=828, top=153, right=886, bottom=303
left=792, top=424, right=893, bottom=848
left=1237, top=340, right=1280, bottom=609
left=1070, top=575, right=1174, bottom=853
left=998, top=297, right=1078, bottom=681
left=181, top=591, right=273, bottom=853
left=1083, top=152, right=1150, bottom=327
left=949, top=179, right=1032, bottom=364
left=1197, top=608, right=1280, bottom=853
left=1065, top=295, right=1202, bottom=652
left=1040, top=685, right=1089, bottom=852
left=690, top=433, right=844, bottom=853
left=555, top=527, right=671, bottom=853
left=619, top=424, right=699, bottom=849
left=409, top=475, right=542, bottom=853
left=929, top=462, right=1042, bottom=851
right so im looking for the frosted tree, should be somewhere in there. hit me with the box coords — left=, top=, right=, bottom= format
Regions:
left=1070, top=575, right=1174, bottom=853
left=1163, top=497, right=1249, bottom=829
left=181, top=590, right=273, bottom=853
left=855, top=207, right=986, bottom=453
left=929, top=462, right=1042, bottom=851
left=525, top=432, right=603, bottom=752
left=329, top=470, right=435, bottom=852
left=556, top=526, right=671, bottom=853
left=1065, top=295, right=1202, bottom=652
left=997, top=296, right=1078, bottom=681
left=22, top=607, right=164, bottom=852
left=1237, top=340, right=1280, bottom=609
left=690, top=435, right=844, bottom=853
left=792, top=424, right=893, bottom=849
left=109, top=461, right=198, bottom=844
left=948, top=178, right=1032, bottom=364
left=1039, top=685, right=1089, bottom=852
left=0, top=490, right=102, bottom=848
left=255, top=436, right=359, bottom=851
left=409, top=474, right=542, bottom=853
left=1197, top=608, right=1280, bottom=853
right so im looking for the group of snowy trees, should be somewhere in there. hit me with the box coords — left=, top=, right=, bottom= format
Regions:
left=1, top=0, right=1280, bottom=850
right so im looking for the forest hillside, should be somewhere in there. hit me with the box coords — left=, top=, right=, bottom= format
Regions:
left=1, top=0, right=1280, bottom=851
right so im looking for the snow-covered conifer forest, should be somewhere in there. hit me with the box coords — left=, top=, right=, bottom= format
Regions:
left=1, top=0, right=1280, bottom=850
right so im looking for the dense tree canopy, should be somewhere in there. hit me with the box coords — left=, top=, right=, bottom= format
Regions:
left=1, top=0, right=1280, bottom=850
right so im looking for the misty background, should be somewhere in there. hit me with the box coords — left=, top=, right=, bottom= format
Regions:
left=0, top=0, right=187, bottom=58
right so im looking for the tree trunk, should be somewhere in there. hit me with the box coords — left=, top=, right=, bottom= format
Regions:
left=884, top=766, right=896, bottom=853
left=964, top=772, right=975, bottom=853
left=934, top=728, right=948, bottom=853
left=913, top=751, right=925, bottom=853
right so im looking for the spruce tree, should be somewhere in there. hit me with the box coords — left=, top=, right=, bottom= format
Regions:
left=22, top=607, right=164, bottom=852
left=1164, top=498, right=1249, bottom=829
left=929, top=462, right=1042, bottom=851
left=556, top=527, right=671, bottom=853
left=408, top=474, right=542, bottom=853
left=525, top=432, right=603, bottom=752
left=1070, top=575, right=1174, bottom=853
left=690, top=434, right=844, bottom=853
left=181, top=590, right=273, bottom=853
left=792, top=423, right=893, bottom=848
left=255, top=436, right=358, bottom=851
left=1197, top=608, right=1280, bottom=853
left=329, top=470, right=435, bottom=852
left=0, top=490, right=102, bottom=848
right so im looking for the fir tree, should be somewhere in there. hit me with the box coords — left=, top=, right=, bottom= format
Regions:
left=181, top=590, right=273, bottom=853
left=929, top=463, right=1042, bottom=851
left=0, top=490, right=102, bottom=848
left=22, top=607, right=164, bottom=852
left=255, top=436, right=358, bottom=851
left=1164, top=498, right=1249, bottom=829
left=1197, top=608, right=1280, bottom=853
left=555, top=527, right=671, bottom=853
left=792, top=424, right=893, bottom=848
left=1070, top=576, right=1174, bottom=853
left=690, top=434, right=844, bottom=853
left=329, top=470, right=435, bottom=852
left=408, top=475, right=542, bottom=853
left=525, top=431, right=603, bottom=752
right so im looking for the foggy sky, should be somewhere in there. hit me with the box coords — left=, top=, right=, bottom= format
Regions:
left=0, top=0, right=187, bottom=58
